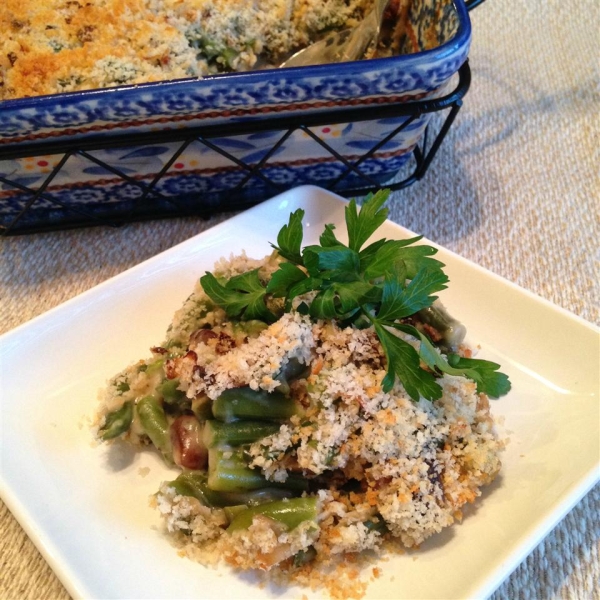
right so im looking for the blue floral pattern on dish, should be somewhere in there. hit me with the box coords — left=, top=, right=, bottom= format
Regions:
left=0, top=108, right=424, bottom=228
left=0, top=149, right=412, bottom=226
left=0, top=0, right=472, bottom=230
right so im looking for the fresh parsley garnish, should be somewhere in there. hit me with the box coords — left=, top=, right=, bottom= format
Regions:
left=345, top=189, right=388, bottom=252
left=271, top=208, right=304, bottom=264
left=265, top=262, right=307, bottom=298
left=201, top=189, right=511, bottom=401
left=393, top=323, right=511, bottom=398
left=376, top=269, right=449, bottom=322
left=374, top=322, right=442, bottom=401
left=200, top=269, right=277, bottom=324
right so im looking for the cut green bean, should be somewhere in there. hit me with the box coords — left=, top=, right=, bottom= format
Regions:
left=212, top=387, right=297, bottom=422
left=227, top=497, right=318, bottom=532
left=137, top=395, right=172, bottom=460
left=99, top=401, right=133, bottom=440
left=145, top=358, right=165, bottom=376
left=223, top=505, right=248, bottom=523
left=192, top=395, right=213, bottom=421
left=274, top=358, right=310, bottom=395
left=418, top=302, right=466, bottom=350
left=281, top=357, right=310, bottom=381
left=157, top=378, right=186, bottom=405
left=221, top=47, right=240, bottom=69
left=165, top=478, right=198, bottom=499
left=208, top=461, right=271, bottom=492
left=167, top=471, right=223, bottom=507
left=203, top=419, right=280, bottom=447
left=208, top=449, right=307, bottom=493
left=167, top=471, right=297, bottom=507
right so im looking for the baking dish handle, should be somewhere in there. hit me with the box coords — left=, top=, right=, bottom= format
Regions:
left=465, top=0, right=486, bottom=10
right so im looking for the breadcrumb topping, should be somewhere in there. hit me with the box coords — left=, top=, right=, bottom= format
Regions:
left=97, top=250, right=504, bottom=599
left=1, top=0, right=371, bottom=99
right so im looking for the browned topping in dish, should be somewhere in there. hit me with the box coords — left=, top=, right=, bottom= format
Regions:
left=0, top=0, right=371, bottom=99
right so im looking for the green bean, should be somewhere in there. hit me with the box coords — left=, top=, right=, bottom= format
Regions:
left=208, top=449, right=307, bottom=493
left=192, top=395, right=213, bottom=421
left=220, top=47, right=240, bottom=69
left=223, top=505, right=248, bottom=523
left=227, top=497, right=318, bottom=532
left=164, top=478, right=198, bottom=499
left=212, top=387, right=297, bottom=422
left=203, top=419, right=280, bottom=447
left=166, top=471, right=222, bottom=507
left=196, top=36, right=219, bottom=60
left=145, top=358, right=165, bottom=376
left=281, top=357, right=310, bottom=381
left=167, top=471, right=296, bottom=507
left=208, top=461, right=271, bottom=492
left=418, top=302, right=466, bottom=350
left=137, top=395, right=172, bottom=460
left=99, top=401, right=133, bottom=440
left=220, top=488, right=296, bottom=506
left=274, top=357, right=310, bottom=395
left=157, top=378, right=186, bottom=405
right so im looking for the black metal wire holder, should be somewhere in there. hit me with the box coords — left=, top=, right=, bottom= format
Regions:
left=0, top=60, right=471, bottom=236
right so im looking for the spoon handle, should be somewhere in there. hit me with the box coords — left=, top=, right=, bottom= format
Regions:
left=281, top=0, right=389, bottom=68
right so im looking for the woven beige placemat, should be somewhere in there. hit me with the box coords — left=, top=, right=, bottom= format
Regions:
left=1, top=0, right=598, bottom=598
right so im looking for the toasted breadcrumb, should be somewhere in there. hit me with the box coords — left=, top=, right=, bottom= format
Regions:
left=98, top=250, right=504, bottom=599
left=0, top=0, right=371, bottom=99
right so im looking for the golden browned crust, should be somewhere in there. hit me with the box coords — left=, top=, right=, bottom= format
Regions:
left=0, top=0, right=371, bottom=100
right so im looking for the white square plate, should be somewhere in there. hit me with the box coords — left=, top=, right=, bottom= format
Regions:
left=1, top=185, right=598, bottom=599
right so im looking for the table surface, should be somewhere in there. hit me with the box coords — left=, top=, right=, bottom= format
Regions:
left=1, top=1, right=598, bottom=598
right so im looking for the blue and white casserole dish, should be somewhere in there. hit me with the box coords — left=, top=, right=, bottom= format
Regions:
left=0, top=0, right=473, bottom=231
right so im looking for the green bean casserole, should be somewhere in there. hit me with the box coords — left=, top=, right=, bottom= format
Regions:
left=1, top=0, right=371, bottom=100
left=94, top=190, right=510, bottom=598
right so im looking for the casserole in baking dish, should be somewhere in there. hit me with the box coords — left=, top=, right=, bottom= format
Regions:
left=0, top=0, right=472, bottom=232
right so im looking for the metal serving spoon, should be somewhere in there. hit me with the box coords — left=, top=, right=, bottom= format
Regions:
left=280, top=0, right=390, bottom=68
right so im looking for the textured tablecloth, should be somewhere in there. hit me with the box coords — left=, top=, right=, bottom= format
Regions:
left=1, top=0, right=598, bottom=598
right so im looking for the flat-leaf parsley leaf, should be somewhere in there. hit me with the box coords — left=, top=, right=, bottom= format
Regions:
left=201, top=189, right=511, bottom=402
left=200, top=269, right=277, bottom=324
